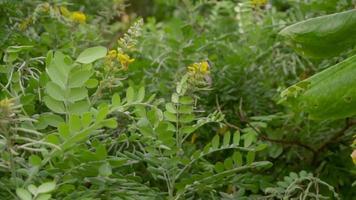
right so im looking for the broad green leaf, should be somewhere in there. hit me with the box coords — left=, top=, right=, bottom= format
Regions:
left=179, top=96, right=194, bottom=104
left=46, top=51, right=72, bottom=89
left=27, top=185, right=37, bottom=195
left=46, top=82, right=65, bottom=101
left=16, top=188, right=32, bottom=200
left=43, top=96, right=65, bottom=114
left=68, top=68, right=93, bottom=88
left=85, top=78, right=98, bottom=88
left=37, top=182, right=56, bottom=194
left=29, top=155, right=41, bottom=166
left=212, top=135, right=220, bottom=149
left=68, top=87, right=88, bottom=102
left=68, top=100, right=90, bottom=114
left=69, top=115, right=82, bottom=131
left=76, top=46, right=107, bottom=64
left=279, top=9, right=356, bottom=58
left=281, top=55, right=356, bottom=120
left=164, top=111, right=177, bottom=122
left=180, top=114, right=195, bottom=123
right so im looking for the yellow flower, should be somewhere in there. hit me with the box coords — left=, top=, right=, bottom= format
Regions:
left=251, top=0, right=267, bottom=7
left=187, top=61, right=210, bottom=76
left=117, top=53, right=135, bottom=71
left=107, top=50, right=117, bottom=59
left=351, top=150, right=356, bottom=165
left=71, top=11, right=86, bottom=24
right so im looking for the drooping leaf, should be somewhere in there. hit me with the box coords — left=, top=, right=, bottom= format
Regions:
left=279, top=9, right=356, bottom=58
left=281, top=55, right=356, bottom=120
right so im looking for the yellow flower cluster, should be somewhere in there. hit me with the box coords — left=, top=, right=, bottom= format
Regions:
left=105, top=50, right=135, bottom=71
left=188, top=61, right=210, bottom=76
left=117, top=52, right=135, bottom=71
left=251, top=0, right=267, bottom=7
left=71, top=11, right=86, bottom=24
left=59, top=6, right=86, bottom=24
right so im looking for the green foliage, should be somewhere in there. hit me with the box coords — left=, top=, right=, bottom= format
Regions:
left=280, top=9, right=356, bottom=58
left=1, top=0, right=355, bottom=199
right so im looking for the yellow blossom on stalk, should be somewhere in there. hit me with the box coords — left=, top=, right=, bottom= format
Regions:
left=251, top=0, right=267, bottom=7
left=107, top=50, right=117, bottom=60
left=117, top=52, right=135, bottom=71
left=71, top=11, right=86, bottom=23
left=351, top=150, right=356, bottom=165
left=187, top=61, right=210, bottom=76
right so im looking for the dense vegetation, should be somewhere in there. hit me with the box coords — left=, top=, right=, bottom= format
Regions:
left=0, top=0, right=355, bottom=199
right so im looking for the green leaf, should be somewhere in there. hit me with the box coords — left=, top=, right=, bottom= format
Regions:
left=233, top=131, right=240, bottom=145
left=164, top=111, right=177, bottom=122
left=76, top=46, right=107, bottom=64
left=136, top=86, right=145, bottom=102
left=68, top=68, right=93, bottom=88
left=37, top=182, right=56, bottom=194
left=279, top=9, right=356, bottom=58
left=232, top=151, right=243, bottom=166
left=102, top=118, right=118, bottom=129
left=97, top=104, right=109, bottom=121
left=68, top=87, right=88, bottom=102
left=212, top=135, right=220, bottom=149
left=126, top=87, right=135, bottom=103
left=112, top=93, right=121, bottom=107
left=16, top=188, right=32, bottom=200
left=45, top=82, right=65, bottom=101
left=35, top=194, right=51, bottom=200
left=69, top=115, right=82, bottom=132
left=246, top=151, right=255, bottom=165
left=29, top=155, right=42, bottom=166
left=165, top=103, right=176, bottom=113
left=281, top=55, right=356, bottom=120
left=46, top=51, right=72, bottom=89
left=99, top=162, right=112, bottom=177
left=68, top=100, right=90, bottom=114
left=27, top=185, right=37, bottom=195
left=243, top=132, right=256, bottom=147
left=85, top=78, right=98, bottom=88
left=223, top=131, right=231, bottom=147
left=43, top=96, right=65, bottom=114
